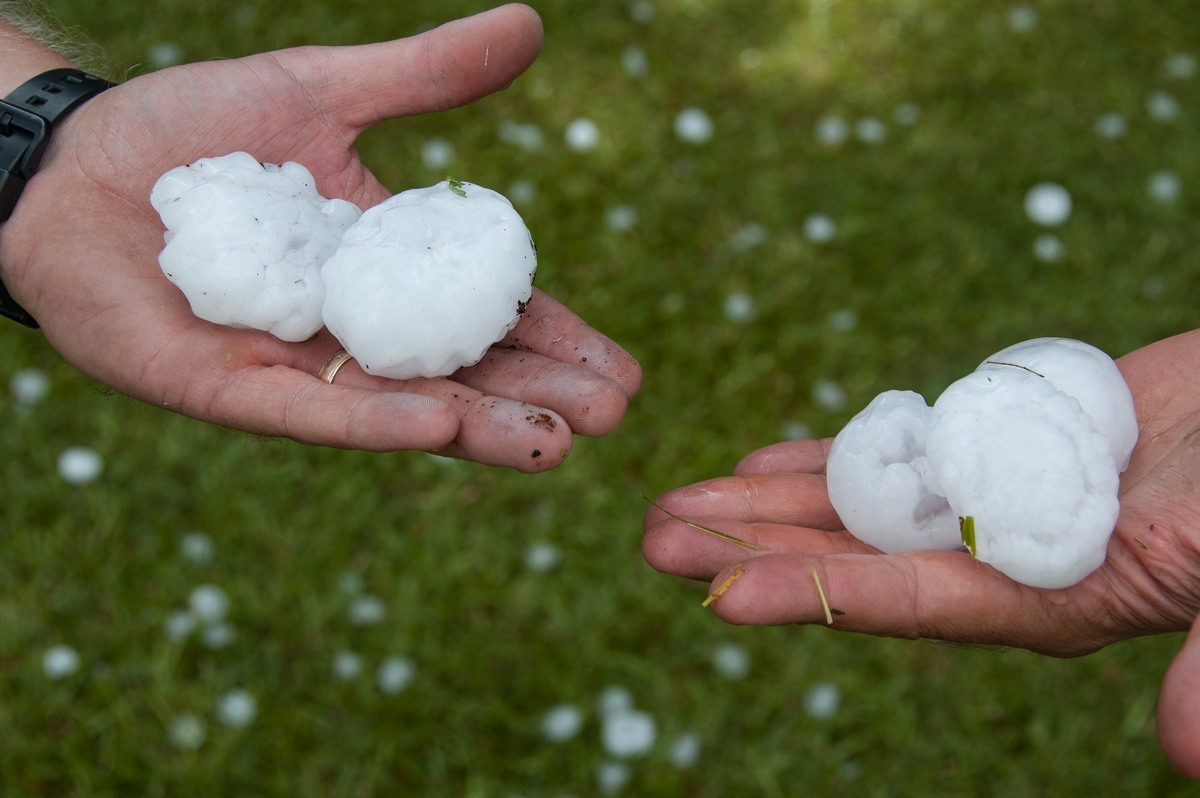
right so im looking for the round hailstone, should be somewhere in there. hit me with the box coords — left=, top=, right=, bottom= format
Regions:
left=668, top=733, right=702, bottom=769
left=321, top=181, right=536, bottom=380
left=803, top=213, right=837, bottom=243
left=622, top=46, right=649, bottom=78
left=674, top=107, right=714, bottom=144
left=333, top=651, right=364, bottom=681
left=893, top=103, right=921, bottom=126
left=179, top=531, right=214, bottom=565
left=152, top=152, right=361, bottom=342
left=498, top=121, right=544, bottom=151
left=10, top=367, right=49, bottom=405
left=1007, top=5, right=1038, bottom=31
left=1147, top=170, right=1182, bottom=204
left=596, top=762, right=631, bottom=796
left=812, top=378, right=848, bottom=412
left=629, top=0, right=655, bottom=23
left=814, top=115, right=849, bottom=147
left=601, top=709, right=657, bottom=758
left=168, top=714, right=207, bottom=750
left=524, top=541, right=562, bottom=572
left=712, top=642, right=751, bottom=680
left=596, top=685, right=635, bottom=717
left=723, top=291, right=757, bottom=323
left=781, top=419, right=813, bottom=440
left=854, top=117, right=887, bottom=144
left=148, top=41, right=183, bottom=68
left=202, top=622, right=236, bottom=650
left=1094, top=112, right=1128, bottom=139
left=188, top=584, right=230, bottom=623
left=1165, top=53, right=1197, bottom=79
left=421, top=137, right=455, bottom=170
left=216, top=689, right=258, bottom=728
left=1024, top=182, right=1072, bottom=227
left=1147, top=91, right=1181, bottom=121
left=828, top=308, right=858, bottom=332
left=377, top=657, right=417, bottom=695
left=564, top=118, right=601, bottom=152
left=42, top=645, right=81, bottom=679
left=728, top=223, right=769, bottom=252
left=541, top=703, right=585, bottom=742
left=1033, top=233, right=1066, bottom=263
left=164, top=611, right=196, bottom=642
left=804, top=681, right=842, bottom=719
left=58, top=446, right=103, bottom=485
left=348, top=595, right=386, bottom=626
left=605, top=205, right=638, bottom=232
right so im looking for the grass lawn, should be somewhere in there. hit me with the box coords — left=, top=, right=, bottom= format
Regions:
left=3, top=0, right=1199, bottom=794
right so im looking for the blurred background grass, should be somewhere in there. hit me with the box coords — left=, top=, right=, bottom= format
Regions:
left=3, top=0, right=1199, bottom=794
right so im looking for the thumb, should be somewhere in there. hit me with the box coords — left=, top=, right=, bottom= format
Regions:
left=296, top=3, right=543, bottom=130
left=1159, top=611, right=1200, bottom=779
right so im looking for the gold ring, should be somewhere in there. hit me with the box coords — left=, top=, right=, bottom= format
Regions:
left=318, top=349, right=354, bottom=384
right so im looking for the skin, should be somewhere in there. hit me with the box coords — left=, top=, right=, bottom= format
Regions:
left=643, top=329, right=1200, bottom=778
left=0, top=5, right=642, bottom=472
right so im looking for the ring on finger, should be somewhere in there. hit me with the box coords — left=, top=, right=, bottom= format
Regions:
left=318, top=349, right=355, bottom=384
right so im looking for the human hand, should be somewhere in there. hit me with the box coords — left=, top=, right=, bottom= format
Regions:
left=642, top=329, right=1200, bottom=775
left=0, top=4, right=641, bottom=471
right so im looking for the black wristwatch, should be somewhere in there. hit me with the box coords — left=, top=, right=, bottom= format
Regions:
left=0, top=68, right=115, bottom=327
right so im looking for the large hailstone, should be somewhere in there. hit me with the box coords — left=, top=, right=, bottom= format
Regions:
left=320, top=181, right=536, bottom=380
left=151, top=152, right=362, bottom=341
left=826, top=338, right=1137, bottom=589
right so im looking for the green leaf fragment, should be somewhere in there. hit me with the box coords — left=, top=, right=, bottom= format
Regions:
left=960, top=516, right=977, bottom=558
left=447, top=175, right=467, bottom=197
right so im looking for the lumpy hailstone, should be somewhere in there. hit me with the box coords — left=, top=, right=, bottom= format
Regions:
left=151, top=152, right=361, bottom=342
left=321, top=182, right=536, bottom=380
left=826, top=338, right=1137, bottom=589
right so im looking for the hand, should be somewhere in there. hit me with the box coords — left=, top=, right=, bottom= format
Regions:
left=0, top=4, right=641, bottom=471
left=642, top=329, right=1200, bottom=776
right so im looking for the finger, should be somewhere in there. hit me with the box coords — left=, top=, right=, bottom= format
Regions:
left=649, top=473, right=843, bottom=530
left=1158, top=611, right=1200, bottom=778
left=735, top=438, right=833, bottom=476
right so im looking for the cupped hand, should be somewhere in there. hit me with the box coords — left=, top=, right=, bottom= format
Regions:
left=642, top=329, right=1200, bottom=775
left=0, top=4, right=641, bottom=471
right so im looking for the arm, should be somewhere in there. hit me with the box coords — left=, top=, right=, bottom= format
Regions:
left=0, top=4, right=642, bottom=471
left=642, top=329, right=1200, bottom=776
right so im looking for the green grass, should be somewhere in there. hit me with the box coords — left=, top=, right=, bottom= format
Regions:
left=3, top=0, right=1200, bottom=794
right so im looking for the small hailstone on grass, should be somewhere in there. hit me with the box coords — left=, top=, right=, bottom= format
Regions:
left=378, top=657, right=416, bottom=695
left=507, top=179, right=537, bottom=206
left=148, top=41, right=183, bottom=68
left=1165, top=53, right=1197, bottom=79
left=596, top=762, right=631, bottom=796
left=541, top=703, right=585, bottom=742
left=605, top=205, right=638, bottom=232
left=164, top=611, right=197, bottom=642
left=828, top=308, right=858, bottom=332
left=1147, top=91, right=1181, bottom=122
left=804, top=681, right=842, bottom=719
left=1094, top=112, right=1128, bottom=139
left=10, top=368, right=49, bottom=405
left=179, top=531, right=214, bottom=565
left=622, top=46, right=649, bottom=78
left=814, top=115, right=849, bottom=147
left=782, top=419, right=813, bottom=440
left=498, top=121, right=544, bottom=151
left=728, top=223, right=769, bottom=252
left=803, top=213, right=837, bottom=243
left=201, top=622, right=236, bottom=650
left=826, top=338, right=1136, bottom=588
left=421, top=138, right=455, bottom=170
left=216, top=689, right=258, bottom=728
left=42, top=645, right=81, bottom=679
left=524, top=541, right=562, bottom=572
left=854, top=117, right=886, bottom=144
left=1147, top=170, right=1182, bottom=204
left=58, top=446, right=103, bottom=485
left=188, top=584, right=230, bottom=623
left=1033, top=233, right=1066, bottom=263
left=893, top=103, right=920, bottom=126
left=674, top=107, right=714, bottom=144
left=1007, top=5, right=1038, bottom=31
left=348, top=595, right=386, bottom=626
left=564, top=118, right=601, bottom=152
left=628, top=0, right=655, bottom=23
left=602, top=708, right=657, bottom=758
left=151, top=152, right=362, bottom=342
left=723, top=291, right=757, bottom=324
left=168, top=714, right=207, bottom=750
left=712, top=641, right=751, bottom=680
left=596, top=685, right=634, bottom=717
left=333, top=651, right=364, bottom=681
left=321, top=180, right=537, bottom=379
left=668, top=733, right=701, bottom=769
left=1024, top=182, right=1072, bottom=227
left=812, top=379, right=848, bottom=412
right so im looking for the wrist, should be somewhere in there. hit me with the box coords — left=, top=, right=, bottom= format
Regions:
left=0, top=20, right=74, bottom=94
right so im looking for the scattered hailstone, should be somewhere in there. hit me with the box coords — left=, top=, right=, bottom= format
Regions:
left=164, top=610, right=197, bottom=642
left=668, top=733, right=702, bottom=769
left=1007, top=4, right=1038, bottom=32
left=148, top=41, right=183, bottom=68
left=1165, top=53, right=1198, bottom=79
left=781, top=419, right=813, bottom=440
left=179, top=531, right=215, bottom=565
left=202, top=622, right=236, bottom=650
left=1147, top=170, right=1182, bottom=204
left=605, top=205, right=638, bottom=232
left=333, top=651, right=364, bottom=681
left=596, top=685, right=635, bottom=717
left=421, top=137, right=456, bottom=170
left=216, top=689, right=258, bottom=728
left=893, top=103, right=921, bottom=126
left=1024, top=182, right=1072, bottom=227
left=601, top=709, right=657, bottom=759
left=377, top=657, right=417, bottom=695
left=628, top=0, right=655, bottom=23
left=498, top=120, right=544, bottom=151
left=168, top=714, right=207, bottom=750
left=723, top=291, right=757, bottom=324
left=42, top=645, right=81, bottom=679
left=728, top=222, right=769, bottom=252
left=58, top=446, right=103, bottom=485
left=10, top=368, right=49, bottom=405
left=507, top=179, right=537, bottom=206
left=712, top=641, right=751, bottom=680
left=854, top=116, right=887, bottom=144
left=812, top=379, right=848, bottom=412
left=524, top=541, right=562, bottom=572
left=828, top=308, right=858, bottom=332
left=622, top=46, right=649, bottom=79
left=814, top=115, right=849, bottom=147
left=541, top=703, right=585, bottom=742
left=674, top=107, right=714, bottom=144
left=188, top=584, right=230, bottom=623
left=803, top=213, right=837, bottom=243
left=596, top=762, right=631, bottom=796
left=1094, top=112, right=1128, bottom=139
left=348, top=595, right=386, bottom=626
left=804, top=681, right=842, bottom=719
left=1033, top=233, right=1067, bottom=263
left=564, top=118, right=601, bottom=152
left=1147, top=91, right=1181, bottom=122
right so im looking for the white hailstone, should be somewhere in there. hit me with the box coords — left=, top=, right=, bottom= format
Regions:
left=712, top=642, right=751, bottom=680
left=668, top=732, right=702, bottom=769
left=58, top=446, right=103, bottom=485
left=814, top=115, right=849, bottom=147
left=804, top=681, right=842, bottom=719
left=216, top=689, right=258, bottom=728
left=1024, top=182, right=1072, bottom=227
left=377, top=657, right=416, bottom=695
left=723, top=291, right=757, bottom=323
left=1033, top=233, right=1067, bottom=263
left=332, top=651, right=364, bottom=681
left=564, top=118, right=601, bottom=152
left=854, top=117, right=887, bottom=144
left=674, top=107, right=714, bottom=144
left=605, top=205, right=638, bottom=232
left=728, top=223, right=769, bottom=252
left=322, top=181, right=536, bottom=380
left=498, top=120, right=545, bottom=151
left=893, top=103, right=921, bottom=126
left=152, top=152, right=361, bottom=342
left=601, top=709, right=657, bottom=758
left=596, top=762, right=631, bottom=795
left=812, top=378, right=848, bottom=412
left=803, top=213, right=837, bottom=243
left=1007, top=5, right=1038, bottom=31
left=628, top=0, right=655, bottom=23
left=622, top=46, right=649, bottom=79
left=507, top=179, right=538, bottom=206
left=524, top=541, right=562, bottom=572
left=179, top=531, right=214, bottom=565
left=1147, top=91, right=1181, bottom=121
left=1094, top=112, right=1128, bottom=139
left=164, top=610, right=197, bottom=642
left=421, top=137, right=456, bottom=170
left=1165, top=53, right=1197, bottom=79
left=828, top=308, right=858, bottom=332
left=826, top=338, right=1136, bottom=588
left=348, top=595, right=386, bottom=626
left=596, top=685, right=635, bottom=717
left=1147, top=170, right=1182, bottom=204
left=201, top=622, right=236, bottom=650
left=188, top=584, right=230, bottom=623
left=42, top=644, right=81, bottom=679
left=168, top=714, right=207, bottom=750
left=148, top=42, right=183, bottom=68
left=781, top=419, right=813, bottom=440
left=10, top=368, right=49, bottom=405
left=541, top=703, right=585, bottom=742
